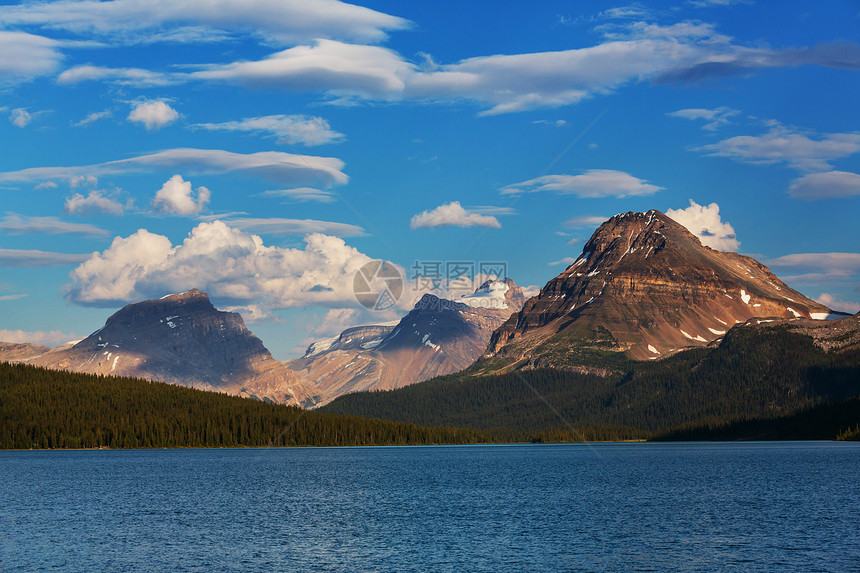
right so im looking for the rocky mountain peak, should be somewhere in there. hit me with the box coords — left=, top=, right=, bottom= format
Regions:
left=24, top=288, right=318, bottom=407
left=484, top=209, right=834, bottom=368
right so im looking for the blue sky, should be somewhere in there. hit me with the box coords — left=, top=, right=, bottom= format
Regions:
left=1, top=0, right=859, bottom=359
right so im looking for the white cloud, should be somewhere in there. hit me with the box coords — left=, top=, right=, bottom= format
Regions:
left=0, top=294, right=28, bottom=301
left=667, top=106, right=739, bottom=130
left=0, top=0, right=410, bottom=46
left=767, top=253, right=860, bottom=283
left=70, top=175, right=98, bottom=188
left=665, top=199, right=740, bottom=251
left=0, top=31, right=62, bottom=81
left=563, top=216, right=609, bottom=228
left=410, top=201, right=501, bottom=229
left=191, top=39, right=413, bottom=97
left=788, top=171, right=860, bottom=200
left=549, top=256, right=579, bottom=266
left=0, top=148, right=348, bottom=189
left=71, top=109, right=113, bottom=127
left=225, top=217, right=365, bottom=237
left=0, top=248, right=90, bottom=267
left=65, top=190, right=125, bottom=215
left=501, top=170, right=663, bottom=197
left=0, top=328, right=82, bottom=347
left=0, top=213, right=107, bottom=236
left=193, top=114, right=345, bottom=146
left=35, top=181, right=58, bottom=190
left=697, top=125, right=860, bottom=172
left=151, top=174, right=210, bottom=216
left=815, top=293, right=860, bottom=315
left=59, top=65, right=174, bottom=86
left=10, top=108, right=32, bottom=128
left=258, top=187, right=336, bottom=203
left=66, top=221, right=381, bottom=312
left=127, top=99, right=179, bottom=130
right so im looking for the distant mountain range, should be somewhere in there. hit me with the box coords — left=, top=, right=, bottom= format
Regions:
left=2, top=209, right=855, bottom=432
left=288, top=279, right=526, bottom=405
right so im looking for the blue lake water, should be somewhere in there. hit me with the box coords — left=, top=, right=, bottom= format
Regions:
left=2, top=442, right=859, bottom=572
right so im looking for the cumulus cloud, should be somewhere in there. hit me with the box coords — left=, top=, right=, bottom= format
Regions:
left=0, top=147, right=348, bottom=189
left=64, top=190, right=125, bottom=215
left=151, top=175, right=210, bottom=216
left=10, top=108, right=32, bottom=127
left=697, top=125, right=860, bottom=172
left=665, top=199, right=739, bottom=251
left=65, top=221, right=381, bottom=312
left=667, top=106, right=739, bottom=130
left=501, top=170, right=663, bottom=197
left=257, top=187, right=336, bottom=203
left=193, top=114, right=345, bottom=146
left=0, top=0, right=410, bottom=46
left=0, top=31, right=62, bottom=81
left=127, top=99, right=179, bottom=130
left=0, top=213, right=107, bottom=236
left=410, top=202, right=501, bottom=229
left=0, top=248, right=90, bottom=267
left=225, top=217, right=365, bottom=237
left=788, top=171, right=860, bottom=200
left=0, top=328, right=82, bottom=347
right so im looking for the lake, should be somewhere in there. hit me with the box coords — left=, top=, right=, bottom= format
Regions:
left=2, top=442, right=858, bottom=572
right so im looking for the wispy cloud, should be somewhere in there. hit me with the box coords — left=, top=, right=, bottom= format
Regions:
left=0, top=248, right=90, bottom=267
left=71, top=109, right=112, bottom=127
left=667, top=106, right=739, bottom=130
left=697, top=124, right=860, bottom=172
left=0, top=148, right=349, bottom=189
left=0, top=328, right=82, bottom=347
left=563, top=216, right=609, bottom=228
left=224, top=217, right=365, bottom=237
left=0, top=213, right=107, bottom=236
left=788, top=171, right=860, bottom=200
left=193, top=114, right=345, bottom=146
left=501, top=170, right=662, bottom=197
left=0, top=31, right=62, bottom=82
left=257, top=187, right=337, bottom=203
left=0, top=0, right=410, bottom=46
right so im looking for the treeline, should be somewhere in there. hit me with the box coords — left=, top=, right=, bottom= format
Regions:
left=323, top=326, right=860, bottom=439
left=653, top=397, right=860, bottom=441
left=0, top=362, right=486, bottom=449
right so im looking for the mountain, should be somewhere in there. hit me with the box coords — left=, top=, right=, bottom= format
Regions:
left=322, top=311, right=860, bottom=437
left=481, top=210, right=836, bottom=374
left=9, top=289, right=319, bottom=407
left=288, top=279, right=526, bottom=406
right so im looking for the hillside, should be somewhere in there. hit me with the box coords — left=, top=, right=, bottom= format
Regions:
left=0, top=362, right=485, bottom=449
left=322, top=317, right=860, bottom=436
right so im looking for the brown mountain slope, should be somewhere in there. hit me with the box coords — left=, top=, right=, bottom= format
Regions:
left=289, top=279, right=526, bottom=406
left=482, top=210, right=835, bottom=373
left=21, top=289, right=319, bottom=407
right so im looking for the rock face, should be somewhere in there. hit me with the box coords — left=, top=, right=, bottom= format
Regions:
left=22, top=289, right=319, bottom=407
left=483, top=210, right=836, bottom=372
left=0, top=342, right=54, bottom=362
left=289, top=279, right=526, bottom=406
